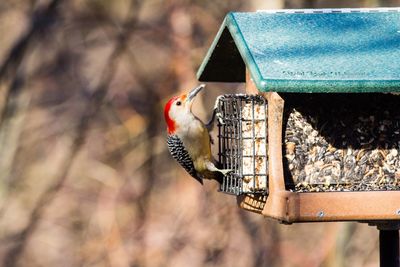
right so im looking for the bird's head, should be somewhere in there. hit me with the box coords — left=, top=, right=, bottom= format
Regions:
left=164, top=84, right=205, bottom=134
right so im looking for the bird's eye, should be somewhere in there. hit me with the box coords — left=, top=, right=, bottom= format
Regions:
left=176, top=101, right=182, bottom=106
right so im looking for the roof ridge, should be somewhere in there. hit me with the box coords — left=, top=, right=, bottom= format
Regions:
left=256, top=7, right=400, bottom=14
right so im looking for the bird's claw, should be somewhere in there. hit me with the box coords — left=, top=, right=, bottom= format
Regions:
left=206, top=95, right=226, bottom=131
left=216, top=112, right=225, bottom=126
left=214, top=95, right=226, bottom=126
left=220, top=169, right=233, bottom=176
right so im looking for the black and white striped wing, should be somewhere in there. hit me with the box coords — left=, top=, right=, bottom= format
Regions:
left=167, top=135, right=203, bottom=184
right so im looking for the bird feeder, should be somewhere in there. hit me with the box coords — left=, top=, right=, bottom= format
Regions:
left=198, top=7, right=400, bottom=223
left=198, top=8, right=400, bottom=266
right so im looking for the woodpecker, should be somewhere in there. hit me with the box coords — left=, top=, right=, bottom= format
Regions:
left=164, top=84, right=230, bottom=184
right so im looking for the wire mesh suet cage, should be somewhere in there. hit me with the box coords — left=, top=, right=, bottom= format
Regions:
left=217, top=94, right=268, bottom=195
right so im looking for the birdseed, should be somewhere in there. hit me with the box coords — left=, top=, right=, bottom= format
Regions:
left=283, top=93, right=400, bottom=192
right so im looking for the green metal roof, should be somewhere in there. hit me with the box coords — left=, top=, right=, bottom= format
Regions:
left=197, top=9, right=400, bottom=93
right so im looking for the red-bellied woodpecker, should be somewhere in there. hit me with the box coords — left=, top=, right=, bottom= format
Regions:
left=164, top=84, right=230, bottom=184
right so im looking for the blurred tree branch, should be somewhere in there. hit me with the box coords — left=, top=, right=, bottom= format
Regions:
left=0, top=0, right=61, bottom=126
left=2, top=0, right=142, bottom=265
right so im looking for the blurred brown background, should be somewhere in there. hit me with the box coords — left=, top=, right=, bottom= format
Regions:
left=0, top=0, right=399, bottom=266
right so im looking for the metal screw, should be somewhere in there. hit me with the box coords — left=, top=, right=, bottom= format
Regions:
left=317, top=211, right=324, bottom=218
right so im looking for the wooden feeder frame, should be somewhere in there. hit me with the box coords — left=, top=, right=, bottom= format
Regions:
left=239, top=72, right=400, bottom=224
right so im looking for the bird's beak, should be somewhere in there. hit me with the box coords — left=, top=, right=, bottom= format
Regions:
left=187, top=84, right=205, bottom=103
